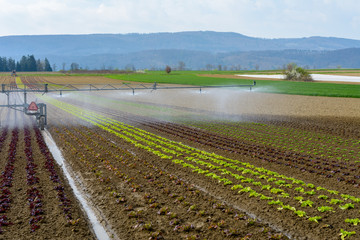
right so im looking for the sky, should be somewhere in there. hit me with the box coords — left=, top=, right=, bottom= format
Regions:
left=0, top=0, right=359, bottom=39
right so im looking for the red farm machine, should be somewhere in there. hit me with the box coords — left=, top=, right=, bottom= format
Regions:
left=1, top=83, right=47, bottom=130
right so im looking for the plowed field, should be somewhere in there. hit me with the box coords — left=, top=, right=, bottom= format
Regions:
left=1, top=75, right=360, bottom=239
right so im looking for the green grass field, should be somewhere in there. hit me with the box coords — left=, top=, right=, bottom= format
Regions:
left=2, top=70, right=359, bottom=98
left=107, top=71, right=360, bottom=98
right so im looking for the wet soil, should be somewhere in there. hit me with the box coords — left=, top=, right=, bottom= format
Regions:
left=3, top=75, right=360, bottom=239
left=0, top=113, right=94, bottom=239
left=43, top=93, right=360, bottom=240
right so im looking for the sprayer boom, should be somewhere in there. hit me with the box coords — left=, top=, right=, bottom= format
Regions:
left=1, top=80, right=256, bottom=130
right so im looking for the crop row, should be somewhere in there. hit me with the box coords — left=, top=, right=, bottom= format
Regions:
left=20, top=76, right=48, bottom=91
left=0, top=128, right=18, bottom=233
left=48, top=100, right=354, bottom=204
left=70, top=105, right=360, bottom=186
left=33, top=125, right=75, bottom=223
left=138, top=119, right=360, bottom=184
left=24, top=125, right=44, bottom=232
left=0, top=119, right=80, bottom=235
left=43, top=96, right=360, bottom=238
left=49, top=120, right=286, bottom=239
left=61, top=92, right=360, bottom=164
left=186, top=120, right=360, bottom=162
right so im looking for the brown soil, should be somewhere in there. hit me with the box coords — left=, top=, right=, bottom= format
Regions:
left=0, top=112, right=94, bottom=239
left=0, top=76, right=13, bottom=84
left=3, top=75, right=360, bottom=239
left=47, top=116, right=290, bottom=239
left=43, top=92, right=360, bottom=240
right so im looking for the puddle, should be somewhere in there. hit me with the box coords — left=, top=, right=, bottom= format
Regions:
left=42, top=129, right=112, bottom=240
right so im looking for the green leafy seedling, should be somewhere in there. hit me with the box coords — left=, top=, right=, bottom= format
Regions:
left=294, top=210, right=306, bottom=217
left=270, top=188, right=283, bottom=194
left=268, top=200, right=283, bottom=206
left=279, top=193, right=290, bottom=198
left=345, top=218, right=360, bottom=226
left=340, top=203, right=355, bottom=210
left=328, top=198, right=343, bottom=205
left=260, top=195, right=272, bottom=200
left=340, top=229, right=356, bottom=240
left=301, top=200, right=314, bottom=207
left=318, top=206, right=333, bottom=213
left=304, top=190, right=316, bottom=195
left=318, top=195, right=328, bottom=200
left=308, top=216, right=322, bottom=223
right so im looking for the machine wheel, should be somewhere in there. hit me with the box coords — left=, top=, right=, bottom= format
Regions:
left=39, top=116, right=45, bottom=130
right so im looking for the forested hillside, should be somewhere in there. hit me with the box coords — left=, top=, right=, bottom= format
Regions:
left=1, top=31, right=360, bottom=70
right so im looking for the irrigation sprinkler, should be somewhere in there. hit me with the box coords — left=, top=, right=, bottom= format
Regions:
left=0, top=80, right=256, bottom=130
left=43, top=81, right=255, bottom=95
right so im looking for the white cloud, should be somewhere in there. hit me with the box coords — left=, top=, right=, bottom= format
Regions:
left=0, top=0, right=359, bottom=39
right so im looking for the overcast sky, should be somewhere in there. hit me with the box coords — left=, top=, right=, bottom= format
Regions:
left=0, top=0, right=359, bottom=39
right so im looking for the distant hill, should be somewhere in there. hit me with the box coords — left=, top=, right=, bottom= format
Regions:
left=47, top=48, right=359, bottom=70
left=1, top=31, right=360, bottom=70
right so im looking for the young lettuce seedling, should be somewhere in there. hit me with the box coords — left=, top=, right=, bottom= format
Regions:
left=317, top=206, right=333, bottom=213
left=340, top=203, right=355, bottom=210
left=339, top=229, right=356, bottom=240
left=308, top=216, right=322, bottom=223
left=345, top=218, right=360, bottom=226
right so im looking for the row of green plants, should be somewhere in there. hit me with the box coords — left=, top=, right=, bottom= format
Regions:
left=50, top=118, right=285, bottom=239
left=46, top=97, right=355, bottom=201
left=48, top=98, right=354, bottom=203
left=43, top=96, right=359, bottom=238
left=59, top=101, right=359, bottom=186
left=133, top=118, right=359, bottom=185
left=186, top=120, right=360, bottom=163
left=62, top=89, right=359, bottom=161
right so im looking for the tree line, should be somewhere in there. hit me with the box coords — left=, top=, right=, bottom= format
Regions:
left=0, top=55, right=52, bottom=72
